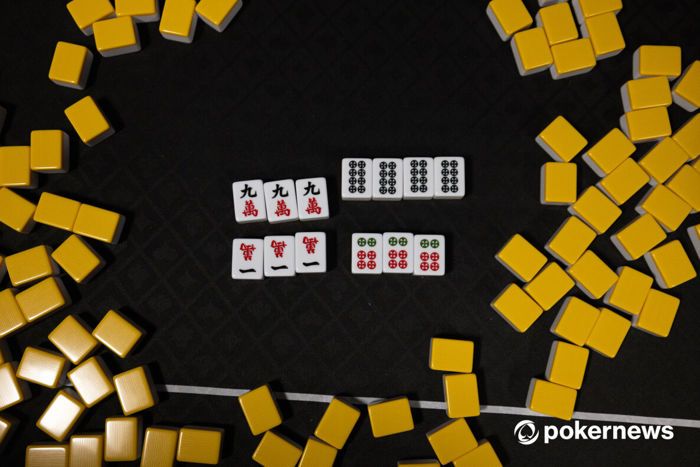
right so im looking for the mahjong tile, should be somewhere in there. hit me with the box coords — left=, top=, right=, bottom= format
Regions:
left=295, top=232, right=326, bottom=273
left=232, top=180, right=267, bottom=223
left=403, top=157, right=434, bottom=200
left=264, top=236, right=295, bottom=277
left=232, top=238, right=264, bottom=280
left=351, top=233, right=382, bottom=274
left=434, top=156, right=466, bottom=199
left=414, top=235, right=446, bottom=276
left=382, top=232, right=414, bottom=274
left=372, top=158, right=403, bottom=201
left=264, top=179, right=299, bottom=223
left=341, top=158, right=372, bottom=201
left=296, top=177, right=330, bottom=221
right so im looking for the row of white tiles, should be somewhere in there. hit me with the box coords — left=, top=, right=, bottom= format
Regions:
left=351, top=233, right=446, bottom=276
left=231, top=232, right=447, bottom=279
left=232, top=177, right=329, bottom=224
left=341, top=157, right=466, bottom=201
left=232, top=233, right=327, bottom=279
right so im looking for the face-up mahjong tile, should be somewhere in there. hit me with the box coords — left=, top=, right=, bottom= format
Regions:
left=382, top=232, right=414, bottom=274
left=264, top=179, right=299, bottom=223
left=296, top=177, right=330, bottom=221
left=351, top=233, right=382, bottom=274
left=341, top=158, right=372, bottom=201
left=232, top=179, right=267, bottom=223
left=264, top=236, right=295, bottom=277
left=295, top=232, right=326, bottom=273
left=403, top=157, right=434, bottom=200
left=232, top=238, right=264, bottom=280
left=372, top=158, right=403, bottom=200
left=434, top=157, right=466, bottom=199
left=414, top=235, right=446, bottom=276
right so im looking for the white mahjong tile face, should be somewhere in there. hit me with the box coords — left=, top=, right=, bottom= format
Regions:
left=403, top=157, right=434, bottom=200
left=264, top=179, right=299, bottom=223
left=382, top=233, right=414, bottom=274
left=264, top=236, right=295, bottom=277
left=434, top=157, right=466, bottom=199
left=232, top=180, right=267, bottom=223
left=414, top=235, right=446, bottom=276
left=232, top=238, right=264, bottom=280
left=296, top=177, right=330, bottom=221
left=372, top=158, right=403, bottom=200
left=341, top=158, right=372, bottom=200
left=351, top=233, right=382, bottom=274
left=295, top=232, right=326, bottom=273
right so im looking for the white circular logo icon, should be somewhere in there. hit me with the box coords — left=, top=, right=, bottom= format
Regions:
left=514, top=420, right=539, bottom=445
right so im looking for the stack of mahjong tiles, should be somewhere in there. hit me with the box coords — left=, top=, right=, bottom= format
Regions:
left=614, top=45, right=699, bottom=288
left=50, top=0, right=244, bottom=148
left=238, top=339, right=502, bottom=466
left=240, top=383, right=416, bottom=464
left=65, top=0, right=243, bottom=44
left=490, top=47, right=699, bottom=421
left=238, top=383, right=358, bottom=465
left=487, top=0, right=625, bottom=79
left=0, top=189, right=209, bottom=460
left=27, top=422, right=225, bottom=464
left=25, top=309, right=223, bottom=464
left=0, top=40, right=176, bottom=456
left=422, top=338, right=502, bottom=466
left=0, top=130, right=69, bottom=188
left=2, top=308, right=143, bottom=450
left=6, top=303, right=223, bottom=463
left=0, top=191, right=125, bottom=339
left=26, top=425, right=217, bottom=465
left=0, top=69, right=156, bottom=457
left=47, top=38, right=113, bottom=146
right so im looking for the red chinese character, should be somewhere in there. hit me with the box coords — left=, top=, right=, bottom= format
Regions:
left=242, top=199, right=258, bottom=217
left=305, top=197, right=322, bottom=215
left=240, top=243, right=256, bottom=261
left=303, top=236, right=318, bottom=254
left=271, top=240, right=287, bottom=258
left=275, top=199, right=291, bottom=217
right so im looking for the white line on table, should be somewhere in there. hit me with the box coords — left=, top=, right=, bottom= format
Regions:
left=158, top=384, right=700, bottom=429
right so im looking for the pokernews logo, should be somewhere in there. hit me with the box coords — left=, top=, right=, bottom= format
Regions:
left=514, top=420, right=674, bottom=445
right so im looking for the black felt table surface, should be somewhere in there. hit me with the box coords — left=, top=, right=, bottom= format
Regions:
left=1, top=0, right=699, bottom=465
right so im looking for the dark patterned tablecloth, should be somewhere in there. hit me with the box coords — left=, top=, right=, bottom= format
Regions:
left=1, top=0, right=699, bottom=465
